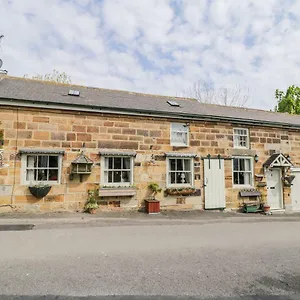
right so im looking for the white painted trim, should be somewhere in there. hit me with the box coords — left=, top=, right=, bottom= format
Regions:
left=232, top=156, right=254, bottom=187
left=100, top=155, right=134, bottom=187
left=233, top=127, right=249, bottom=149
left=166, top=157, right=194, bottom=188
left=170, top=122, right=189, bottom=147
left=21, top=153, right=62, bottom=186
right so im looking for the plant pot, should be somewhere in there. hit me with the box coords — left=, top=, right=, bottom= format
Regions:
left=263, top=205, right=271, bottom=213
left=29, top=186, right=51, bottom=198
left=88, top=208, right=97, bottom=214
left=144, top=199, right=160, bottom=214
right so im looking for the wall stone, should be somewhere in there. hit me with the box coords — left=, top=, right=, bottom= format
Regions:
left=0, top=106, right=299, bottom=212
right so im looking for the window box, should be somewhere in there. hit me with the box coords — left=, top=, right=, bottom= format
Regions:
left=98, top=187, right=136, bottom=197
left=29, top=185, right=51, bottom=198
left=165, top=187, right=196, bottom=196
left=144, top=199, right=160, bottom=214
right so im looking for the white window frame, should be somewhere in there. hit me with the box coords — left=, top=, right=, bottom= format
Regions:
left=21, top=154, right=63, bottom=185
left=232, top=156, right=254, bottom=188
left=101, top=156, right=134, bottom=187
left=170, top=123, right=189, bottom=147
left=233, top=128, right=249, bottom=149
left=166, top=157, right=194, bottom=188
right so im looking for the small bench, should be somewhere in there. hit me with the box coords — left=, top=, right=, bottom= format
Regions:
left=239, top=189, right=262, bottom=213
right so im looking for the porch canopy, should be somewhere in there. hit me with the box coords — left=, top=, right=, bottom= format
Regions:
left=263, top=153, right=293, bottom=168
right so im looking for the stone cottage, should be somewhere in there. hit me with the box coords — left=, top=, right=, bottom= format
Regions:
left=1, top=75, right=300, bottom=213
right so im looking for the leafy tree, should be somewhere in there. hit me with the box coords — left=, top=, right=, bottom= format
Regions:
left=24, top=69, right=71, bottom=84
left=275, top=86, right=300, bottom=114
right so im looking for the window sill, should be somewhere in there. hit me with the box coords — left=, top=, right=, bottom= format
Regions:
left=232, top=185, right=254, bottom=190
left=171, top=144, right=189, bottom=148
left=98, top=187, right=136, bottom=197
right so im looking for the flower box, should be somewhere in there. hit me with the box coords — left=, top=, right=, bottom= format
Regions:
left=29, top=185, right=51, bottom=198
left=98, top=187, right=136, bottom=197
left=144, top=199, right=160, bottom=214
left=165, top=188, right=196, bottom=196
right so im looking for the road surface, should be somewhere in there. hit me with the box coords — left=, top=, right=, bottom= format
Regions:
left=0, top=220, right=300, bottom=299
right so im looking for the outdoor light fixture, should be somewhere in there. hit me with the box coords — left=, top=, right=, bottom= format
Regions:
left=254, top=154, right=259, bottom=162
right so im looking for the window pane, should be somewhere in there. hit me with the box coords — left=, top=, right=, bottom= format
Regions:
left=184, top=172, right=191, bottom=183
left=177, top=159, right=183, bottom=171
left=27, top=156, right=36, bottom=168
left=233, top=172, right=239, bottom=184
left=238, top=172, right=245, bottom=185
left=38, top=156, right=48, bottom=168
left=172, top=123, right=185, bottom=131
left=122, top=171, right=130, bottom=182
left=114, top=158, right=122, bottom=170
left=239, top=159, right=245, bottom=171
left=233, top=159, right=239, bottom=171
left=48, top=169, right=58, bottom=181
left=26, top=169, right=35, bottom=182
left=113, top=171, right=121, bottom=182
left=37, top=169, right=47, bottom=181
left=169, top=159, right=176, bottom=171
left=244, top=173, right=251, bottom=185
left=49, top=156, right=58, bottom=167
left=108, top=157, right=113, bottom=169
left=170, top=172, right=175, bottom=184
left=108, top=171, right=113, bottom=183
left=244, top=159, right=251, bottom=171
left=172, top=132, right=187, bottom=144
left=123, top=158, right=131, bottom=170
left=184, top=159, right=191, bottom=171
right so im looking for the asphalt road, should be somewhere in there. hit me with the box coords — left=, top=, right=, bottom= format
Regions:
left=1, top=220, right=300, bottom=299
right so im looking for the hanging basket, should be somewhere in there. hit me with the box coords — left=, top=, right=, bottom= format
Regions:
left=29, top=186, right=51, bottom=198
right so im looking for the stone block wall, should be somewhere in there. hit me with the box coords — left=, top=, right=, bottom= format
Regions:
left=0, top=105, right=300, bottom=212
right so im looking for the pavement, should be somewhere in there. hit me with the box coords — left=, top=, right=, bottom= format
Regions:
left=0, top=209, right=300, bottom=230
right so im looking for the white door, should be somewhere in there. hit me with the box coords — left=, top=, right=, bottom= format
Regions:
left=204, top=159, right=226, bottom=209
left=291, top=168, right=300, bottom=211
left=265, top=168, right=283, bottom=209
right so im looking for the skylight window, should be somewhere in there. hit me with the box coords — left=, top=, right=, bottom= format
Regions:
left=68, top=90, right=80, bottom=96
left=167, top=100, right=180, bottom=107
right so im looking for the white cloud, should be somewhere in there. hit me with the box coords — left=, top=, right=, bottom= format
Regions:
left=0, top=0, right=299, bottom=110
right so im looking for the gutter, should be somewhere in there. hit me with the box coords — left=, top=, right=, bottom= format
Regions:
left=1, top=97, right=300, bottom=130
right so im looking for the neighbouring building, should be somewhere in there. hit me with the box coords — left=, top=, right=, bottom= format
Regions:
left=1, top=75, right=300, bottom=213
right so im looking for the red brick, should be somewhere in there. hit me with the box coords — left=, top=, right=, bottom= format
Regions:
left=103, top=121, right=114, bottom=127
left=108, top=127, right=122, bottom=134
left=115, top=122, right=129, bottom=128
left=112, top=135, right=128, bottom=140
left=150, top=131, right=161, bottom=138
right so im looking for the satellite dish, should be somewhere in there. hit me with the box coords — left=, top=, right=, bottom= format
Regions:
left=0, top=59, right=2, bottom=69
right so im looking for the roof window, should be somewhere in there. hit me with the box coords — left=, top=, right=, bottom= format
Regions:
left=68, top=90, right=80, bottom=96
left=167, top=100, right=180, bottom=107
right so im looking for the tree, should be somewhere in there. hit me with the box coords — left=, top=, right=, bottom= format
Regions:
left=24, top=69, right=71, bottom=84
left=275, top=86, right=300, bottom=114
left=184, top=81, right=249, bottom=107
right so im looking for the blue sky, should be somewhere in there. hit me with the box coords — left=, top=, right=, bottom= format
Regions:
left=1, top=0, right=300, bottom=110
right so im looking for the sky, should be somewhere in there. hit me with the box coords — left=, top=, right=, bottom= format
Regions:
left=0, top=0, right=300, bottom=110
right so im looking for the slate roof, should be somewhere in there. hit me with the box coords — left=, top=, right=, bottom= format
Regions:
left=1, top=76, right=300, bottom=128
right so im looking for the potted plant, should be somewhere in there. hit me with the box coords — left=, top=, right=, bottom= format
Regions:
left=29, top=183, right=51, bottom=198
left=84, top=189, right=99, bottom=214
left=144, top=183, right=161, bottom=214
